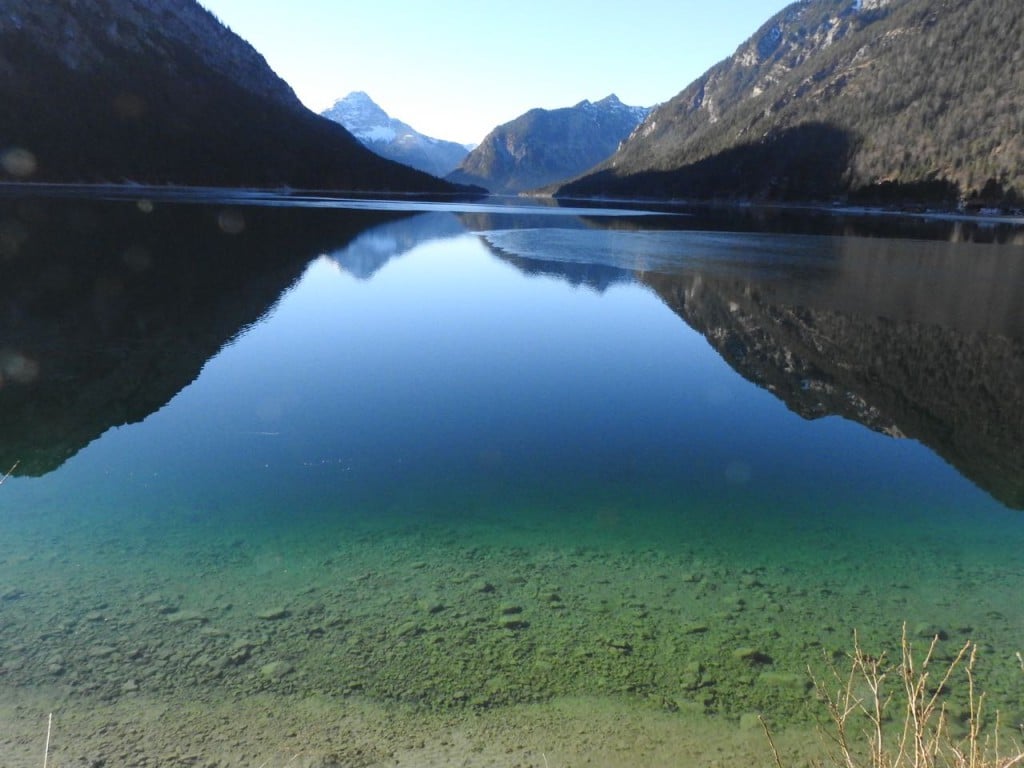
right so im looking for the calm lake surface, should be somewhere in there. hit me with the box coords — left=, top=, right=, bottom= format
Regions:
left=1, top=192, right=1023, bottom=767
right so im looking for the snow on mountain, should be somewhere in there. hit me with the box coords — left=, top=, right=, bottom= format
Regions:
left=0, top=0, right=456, bottom=191
left=578, top=94, right=651, bottom=124
left=321, top=92, right=468, bottom=178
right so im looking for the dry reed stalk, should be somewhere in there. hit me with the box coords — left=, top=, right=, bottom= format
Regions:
left=759, top=713, right=786, bottom=768
left=43, top=712, right=52, bottom=768
left=764, top=624, right=1024, bottom=768
left=0, top=459, right=18, bottom=486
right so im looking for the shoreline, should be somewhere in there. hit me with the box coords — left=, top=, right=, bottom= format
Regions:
left=549, top=192, right=1024, bottom=227
left=5, top=182, right=1024, bottom=227
left=0, top=688, right=828, bottom=768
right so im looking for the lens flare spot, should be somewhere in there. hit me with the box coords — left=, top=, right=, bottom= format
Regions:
left=724, top=460, right=752, bottom=486
left=1, top=147, right=37, bottom=178
left=218, top=209, right=246, bottom=235
left=113, top=92, right=146, bottom=120
left=0, top=218, right=29, bottom=258
left=122, top=245, right=152, bottom=272
left=0, top=350, right=40, bottom=385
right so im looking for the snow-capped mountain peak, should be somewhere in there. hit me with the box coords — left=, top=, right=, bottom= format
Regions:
left=322, top=91, right=402, bottom=144
left=321, top=91, right=468, bottom=177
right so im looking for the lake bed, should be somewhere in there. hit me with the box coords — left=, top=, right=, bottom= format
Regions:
left=1, top=194, right=1023, bottom=767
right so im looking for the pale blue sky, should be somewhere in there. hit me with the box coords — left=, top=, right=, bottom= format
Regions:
left=199, top=0, right=791, bottom=145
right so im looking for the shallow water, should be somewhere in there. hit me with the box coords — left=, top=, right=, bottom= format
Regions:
left=1, top=194, right=1023, bottom=766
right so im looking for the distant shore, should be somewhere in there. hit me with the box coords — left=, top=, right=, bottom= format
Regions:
left=4, top=182, right=1024, bottom=230
left=549, top=192, right=1024, bottom=226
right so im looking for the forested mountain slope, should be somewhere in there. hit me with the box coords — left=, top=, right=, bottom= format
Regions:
left=449, top=95, right=649, bottom=193
left=0, top=0, right=460, bottom=192
left=558, top=0, right=1024, bottom=205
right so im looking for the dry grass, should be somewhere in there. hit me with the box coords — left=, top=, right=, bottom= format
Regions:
left=766, top=624, right=1024, bottom=768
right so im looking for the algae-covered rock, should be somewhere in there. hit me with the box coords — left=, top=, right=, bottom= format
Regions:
left=395, top=621, right=422, bottom=637
left=738, top=712, right=763, bottom=731
left=259, top=660, right=294, bottom=679
left=732, top=647, right=772, bottom=665
left=419, top=600, right=445, bottom=614
left=166, top=610, right=208, bottom=625
left=256, top=607, right=290, bottom=621
left=758, top=670, right=810, bottom=693
left=680, top=661, right=704, bottom=690
left=912, top=622, right=949, bottom=641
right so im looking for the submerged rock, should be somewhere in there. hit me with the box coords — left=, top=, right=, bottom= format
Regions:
left=912, top=622, right=949, bottom=641
left=732, top=647, right=772, bottom=665
left=758, top=670, right=810, bottom=692
left=256, top=607, right=290, bottom=621
left=259, top=660, right=294, bottom=679
left=471, top=580, right=495, bottom=594
left=166, top=610, right=208, bottom=625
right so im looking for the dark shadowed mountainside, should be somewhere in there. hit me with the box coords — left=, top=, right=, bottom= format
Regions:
left=559, top=0, right=1024, bottom=205
left=644, top=242, right=1024, bottom=509
left=480, top=224, right=1024, bottom=509
left=0, top=196, right=402, bottom=477
left=0, top=0, right=461, bottom=193
left=447, top=95, right=649, bottom=194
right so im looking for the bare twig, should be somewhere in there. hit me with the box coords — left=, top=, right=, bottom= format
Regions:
left=759, top=714, right=786, bottom=768
left=43, top=712, right=52, bottom=768
left=0, top=460, right=18, bottom=486
left=802, top=625, right=1024, bottom=768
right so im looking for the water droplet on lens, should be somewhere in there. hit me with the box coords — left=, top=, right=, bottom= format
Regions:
left=218, top=209, right=246, bottom=234
left=1, top=147, right=37, bottom=178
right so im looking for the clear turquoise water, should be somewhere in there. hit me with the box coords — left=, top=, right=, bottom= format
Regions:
left=1, top=197, right=1023, bottom=762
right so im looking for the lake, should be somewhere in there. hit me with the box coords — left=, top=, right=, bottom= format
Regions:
left=1, top=191, right=1023, bottom=767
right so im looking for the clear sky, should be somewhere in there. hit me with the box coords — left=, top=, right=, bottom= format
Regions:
left=198, top=0, right=791, bottom=146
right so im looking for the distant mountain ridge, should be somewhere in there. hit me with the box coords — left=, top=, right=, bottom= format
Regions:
left=322, top=92, right=470, bottom=178
left=0, top=0, right=460, bottom=192
left=447, top=95, right=650, bottom=194
left=559, top=0, right=1024, bottom=204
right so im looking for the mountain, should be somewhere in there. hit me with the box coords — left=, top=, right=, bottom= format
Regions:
left=322, top=92, right=470, bottom=178
left=643, top=242, right=1024, bottom=509
left=327, top=212, right=467, bottom=279
left=479, top=223, right=1024, bottom=509
left=0, top=0, right=461, bottom=193
left=558, top=0, right=1024, bottom=205
left=0, top=196, right=404, bottom=477
left=447, top=95, right=650, bottom=194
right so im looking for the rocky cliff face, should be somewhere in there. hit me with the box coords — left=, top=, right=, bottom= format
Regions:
left=0, top=0, right=459, bottom=191
left=1, top=0, right=303, bottom=110
left=560, top=0, right=1024, bottom=203
left=447, top=95, right=650, bottom=194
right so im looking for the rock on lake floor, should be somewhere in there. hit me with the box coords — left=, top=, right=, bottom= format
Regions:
left=1, top=497, right=1022, bottom=766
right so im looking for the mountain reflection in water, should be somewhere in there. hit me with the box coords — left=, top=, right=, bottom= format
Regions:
left=0, top=196, right=404, bottom=475
left=481, top=224, right=1024, bottom=509
left=2, top=197, right=1023, bottom=512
